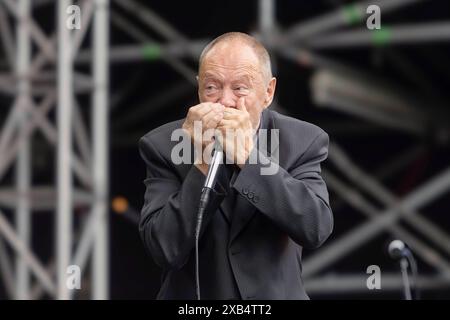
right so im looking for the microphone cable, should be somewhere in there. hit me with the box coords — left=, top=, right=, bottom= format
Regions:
left=195, top=145, right=223, bottom=300
left=405, top=249, right=420, bottom=300
left=195, top=186, right=213, bottom=300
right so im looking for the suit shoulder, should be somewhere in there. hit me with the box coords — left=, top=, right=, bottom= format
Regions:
left=139, top=119, right=184, bottom=148
left=268, top=110, right=328, bottom=141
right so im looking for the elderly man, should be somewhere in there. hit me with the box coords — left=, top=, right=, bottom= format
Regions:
left=138, top=32, right=333, bottom=300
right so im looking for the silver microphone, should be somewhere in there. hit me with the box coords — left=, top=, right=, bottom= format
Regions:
left=388, top=240, right=409, bottom=260
left=203, top=140, right=224, bottom=189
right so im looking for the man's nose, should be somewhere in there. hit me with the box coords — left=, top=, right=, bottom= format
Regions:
left=218, top=88, right=237, bottom=108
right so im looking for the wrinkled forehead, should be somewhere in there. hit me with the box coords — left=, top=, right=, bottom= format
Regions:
left=199, top=42, right=262, bottom=78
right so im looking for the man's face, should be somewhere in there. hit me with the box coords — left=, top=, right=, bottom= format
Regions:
left=198, top=41, right=276, bottom=129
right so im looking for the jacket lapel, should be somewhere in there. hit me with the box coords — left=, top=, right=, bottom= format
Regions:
left=219, top=198, right=232, bottom=224
left=218, top=164, right=237, bottom=223
left=229, top=109, right=274, bottom=244
left=219, top=191, right=233, bottom=224
left=229, top=194, right=257, bottom=243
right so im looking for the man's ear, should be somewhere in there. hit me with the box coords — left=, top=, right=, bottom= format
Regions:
left=264, top=77, right=277, bottom=109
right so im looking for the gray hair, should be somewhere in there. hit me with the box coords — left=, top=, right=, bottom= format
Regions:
left=198, top=32, right=273, bottom=82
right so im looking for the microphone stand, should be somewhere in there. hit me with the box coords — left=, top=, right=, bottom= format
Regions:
left=389, top=240, right=420, bottom=300
left=399, top=257, right=412, bottom=300
left=195, top=146, right=223, bottom=300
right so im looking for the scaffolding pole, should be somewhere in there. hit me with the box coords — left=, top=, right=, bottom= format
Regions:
left=15, top=0, right=31, bottom=300
left=92, top=0, right=109, bottom=300
left=307, top=22, right=450, bottom=48
left=283, top=0, right=426, bottom=43
left=56, top=0, right=73, bottom=300
left=305, top=273, right=450, bottom=294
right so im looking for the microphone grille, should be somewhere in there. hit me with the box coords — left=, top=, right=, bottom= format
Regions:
left=388, top=240, right=405, bottom=259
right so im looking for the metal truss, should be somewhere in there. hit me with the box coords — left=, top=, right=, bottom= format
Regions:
left=0, top=0, right=109, bottom=299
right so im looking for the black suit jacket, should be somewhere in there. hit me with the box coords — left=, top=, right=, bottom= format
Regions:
left=138, top=109, right=333, bottom=299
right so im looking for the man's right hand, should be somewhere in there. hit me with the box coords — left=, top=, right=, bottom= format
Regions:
left=182, top=102, right=224, bottom=175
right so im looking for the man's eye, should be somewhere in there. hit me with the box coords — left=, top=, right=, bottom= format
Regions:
left=234, top=87, right=249, bottom=93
